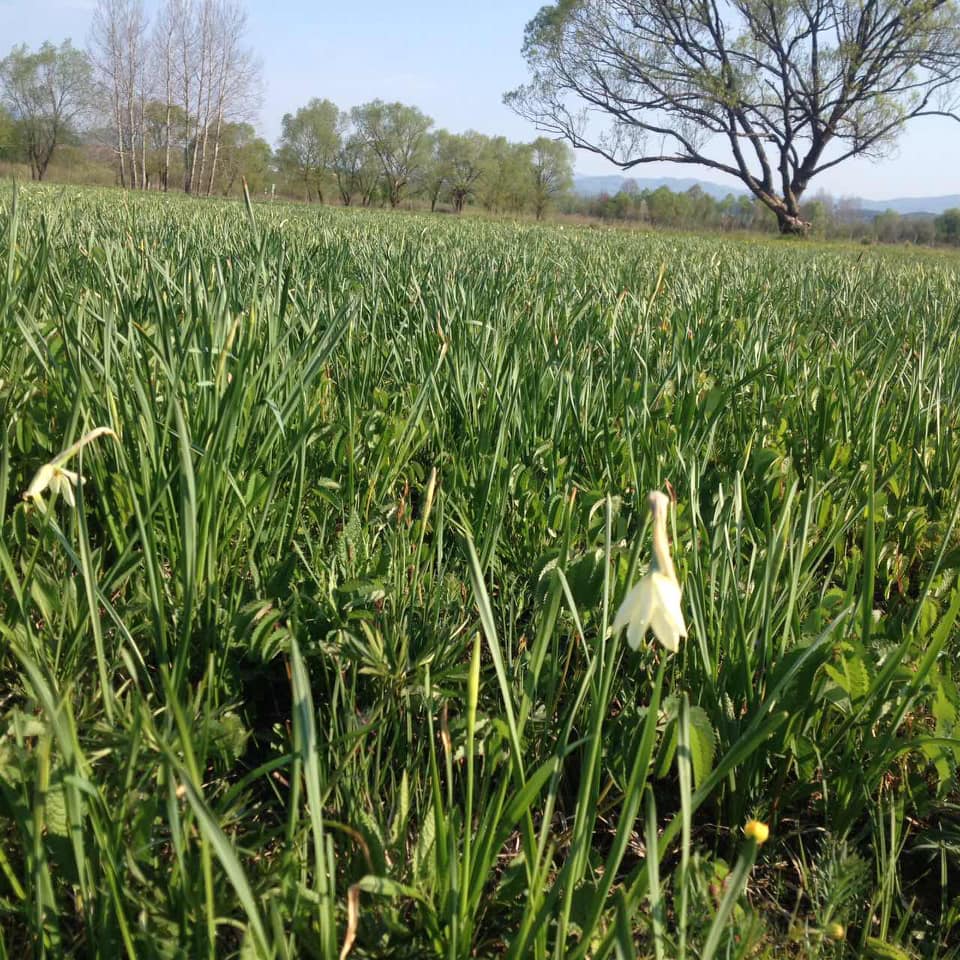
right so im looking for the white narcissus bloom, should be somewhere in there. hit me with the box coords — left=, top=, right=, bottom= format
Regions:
left=22, top=426, right=116, bottom=511
left=613, top=490, right=687, bottom=653
left=24, top=464, right=84, bottom=508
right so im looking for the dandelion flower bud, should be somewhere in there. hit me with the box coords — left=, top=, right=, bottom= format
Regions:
left=743, top=819, right=770, bottom=845
left=825, top=922, right=846, bottom=941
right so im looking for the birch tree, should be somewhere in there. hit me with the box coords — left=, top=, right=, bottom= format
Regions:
left=90, top=0, right=149, bottom=188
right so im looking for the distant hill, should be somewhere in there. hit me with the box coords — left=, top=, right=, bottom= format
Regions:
left=856, top=195, right=960, bottom=216
left=574, top=175, right=960, bottom=216
left=574, top=174, right=743, bottom=200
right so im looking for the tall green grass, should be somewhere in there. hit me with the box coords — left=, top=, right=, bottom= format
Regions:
left=2, top=182, right=959, bottom=958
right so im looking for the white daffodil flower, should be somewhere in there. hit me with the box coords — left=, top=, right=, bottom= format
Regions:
left=24, top=464, right=84, bottom=508
left=22, top=426, right=116, bottom=511
left=613, top=490, right=687, bottom=653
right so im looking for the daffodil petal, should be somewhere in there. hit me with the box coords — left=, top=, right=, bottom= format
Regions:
left=615, top=493, right=687, bottom=655
left=613, top=579, right=645, bottom=635
left=651, top=572, right=686, bottom=636
left=24, top=464, right=55, bottom=501
left=614, top=576, right=656, bottom=650
left=648, top=602, right=681, bottom=652
left=60, top=476, right=76, bottom=507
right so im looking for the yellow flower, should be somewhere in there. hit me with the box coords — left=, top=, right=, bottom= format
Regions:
left=743, top=819, right=770, bottom=845
left=22, top=427, right=116, bottom=511
left=825, top=922, right=846, bottom=941
left=613, top=491, right=686, bottom=653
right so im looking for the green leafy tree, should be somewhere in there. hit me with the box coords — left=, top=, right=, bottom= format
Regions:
left=935, top=208, right=960, bottom=245
left=423, top=130, right=489, bottom=212
left=421, top=131, right=449, bottom=211
left=873, top=209, right=903, bottom=244
left=529, top=136, right=572, bottom=219
left=143, top=99, right=187, bottom=189
left=0, top=103, right=17, bottom=161
left=352, top=100, right=432, bottom=207
left=508, top=0, right=960, bottom=234
left=216, top=122, right=272, bottom=195
left=442, top=131, right=489, bottom=213
left=277, top=98, right=342, bottom=202
left=476, top=137, right=532, bottom=213
left=0, top=41, right=93, bottom=180
left=335, top=128, right=382, bottom=206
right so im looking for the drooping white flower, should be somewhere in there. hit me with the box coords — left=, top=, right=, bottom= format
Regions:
left=22, top=426, right=116, bottom=511
left=24, top=464, right=84, bottom=508
left=613, top=490, right=687, bottom=653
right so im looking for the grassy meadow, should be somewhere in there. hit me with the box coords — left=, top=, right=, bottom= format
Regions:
left=2, top=182, right=960, bottom=958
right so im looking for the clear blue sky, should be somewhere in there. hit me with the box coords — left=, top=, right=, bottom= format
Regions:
left=6, top=0, right=960, bottom=200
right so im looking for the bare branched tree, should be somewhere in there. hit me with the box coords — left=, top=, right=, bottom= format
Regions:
left=151, top=0, right=178, bottom=190
left=90, top=0, right=149, bottom=188
left=152, top=0, right=259, bottom=195
left=203, top=2, right=261, bottom=196
left=506, top=0, right=960, bottom=233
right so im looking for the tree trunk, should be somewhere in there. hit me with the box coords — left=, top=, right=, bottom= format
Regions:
left=206, top=104, right=223, bottom=196
left=776, top=210, right=810, bottom=235
left=139, top=84, right=147, bottom=190
left=127, top=90, right=138, bottom=188
left=115, top=97, right=127, bottom=187
left=163, top=101, right=171, bottom=191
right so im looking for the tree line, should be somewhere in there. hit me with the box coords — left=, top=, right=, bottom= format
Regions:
left=0, top=1, right=260, bottom=192
left=567, top=183, right=960, bottom=246
left=0, top=0, right=574, bottom=217
left=3, top=0, right=959, bottom=238
left=274, top=98, right=572, bottom=217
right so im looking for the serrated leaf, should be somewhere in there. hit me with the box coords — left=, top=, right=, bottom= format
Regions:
left=863, top=937, right=913, bottom=960
left=843, top=645, right=871, bottom=702
left=388, top=770, right=410, bottom=849
left=413, top=807, right=436, bottom=885
left=354, top=806, right=388, bottom=874
left=566, top=547, right=606, bottom=609
left=686, top=705, right=717, bottom=789
left=44, top=774, right=69, bottom=839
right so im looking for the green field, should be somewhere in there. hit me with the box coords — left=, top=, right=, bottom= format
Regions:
left=2, top=183, right=960, bottom=958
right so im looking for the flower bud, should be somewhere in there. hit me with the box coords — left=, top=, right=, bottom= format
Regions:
left=743, top=819, right=770, bottom=845
left=825, top=922, right=846, bottom=941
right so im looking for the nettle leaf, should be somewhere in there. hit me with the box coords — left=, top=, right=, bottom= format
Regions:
left=354, top=806, right=388, bottom=874
left=412, top=807, right=436, bottom=885
left=654, top=695, right=679, bottom=779
left=823, top=643, right=872, bottom=705
left=44, top=768, right=70, bottom=840
left=566, top=546, right=606, bottom=610
left=922, top=674, right=960, bottom=793
left=842, top=644, right=872, bottom=703
left=686, top=705, right=717, bottom=789
left=533, top=550, right=562, bottom=604
left=655, top=699, right=716, bottom=787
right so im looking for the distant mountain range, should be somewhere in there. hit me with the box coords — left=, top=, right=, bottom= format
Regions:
left=573, top=174, right=960, bottom=216
left=854, top=195, right=960, bottom=215
left=574, top=174, right=742, bottom=201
